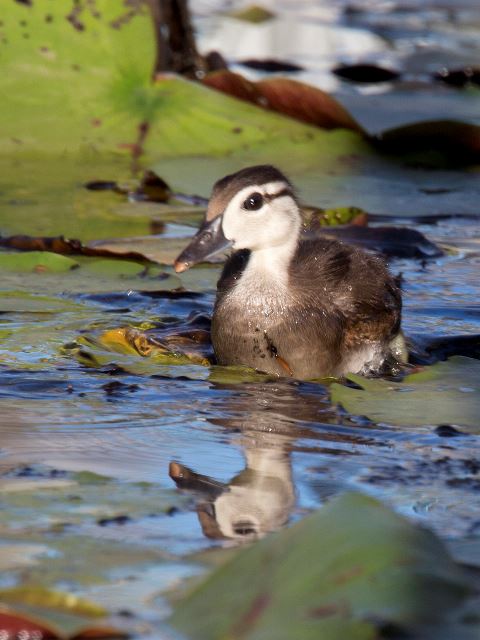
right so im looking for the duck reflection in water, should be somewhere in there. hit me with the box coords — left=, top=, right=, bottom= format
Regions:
left=170, top=428, right=295, bottom=541
left=169, top=380, right=375, bottom=541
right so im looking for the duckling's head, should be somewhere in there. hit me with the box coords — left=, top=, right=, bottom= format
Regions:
left=174, top=165, right=300, bottom=273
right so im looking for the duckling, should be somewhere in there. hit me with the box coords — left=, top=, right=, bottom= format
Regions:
left=174, top=165, right=402, bottom=379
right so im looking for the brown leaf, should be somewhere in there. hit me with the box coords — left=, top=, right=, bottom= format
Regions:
left=203, top=70, right=266, bottom=107
left=70, top=627, right=130, bottom=640
left=239, top=58, right=303, bottom=73
left=202, top=71, right=362, bottom=132
left=0, top=235, right=153, bottom=265
left=0, top=611, right=60, bottom=639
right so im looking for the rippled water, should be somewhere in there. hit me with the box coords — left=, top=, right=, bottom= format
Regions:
left=1, top=209, right=480, bottom=548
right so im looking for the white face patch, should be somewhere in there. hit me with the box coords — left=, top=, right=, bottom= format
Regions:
left=221, top=181, right=300, bottom=252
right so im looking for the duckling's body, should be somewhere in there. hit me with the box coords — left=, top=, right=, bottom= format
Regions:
left=175, top=165, right=402, bottom=379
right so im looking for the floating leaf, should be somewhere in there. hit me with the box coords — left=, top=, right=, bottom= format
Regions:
left=0, top=235, right=154, bottom=265
left=331, top=356, right=480, bottom=432
left=0, top=251, right=78, bottom=272
left=87, top=236, right=197, bottom=267
left=2, top=1, right=356, bottom=165
left=170, top=492, right=474, bottom=640
left=1, top=0, right=157, bottom=157
left=229, top=5, right=276, bottom=23
left=203, top=71, right=363, bottom=132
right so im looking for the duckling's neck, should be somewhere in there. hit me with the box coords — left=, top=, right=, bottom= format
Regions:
left=244, top=226, right=300, bottom=290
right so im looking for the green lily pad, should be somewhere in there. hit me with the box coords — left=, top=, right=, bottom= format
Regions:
left=170, top=492, right=476, bottom=640
left=229, top=5, right=276, bottom=23
left=0, top=1, right=362, bottom=163
left=0, top=255, right=180, bottom=296
left=1, top=0, right=155, bottom=156
left=331, top=356, right=480, bottom=432
left=0, top=252, right=78, bottom=272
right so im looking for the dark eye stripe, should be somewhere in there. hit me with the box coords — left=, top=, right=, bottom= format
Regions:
left=264, top=188, right=294, bottom=202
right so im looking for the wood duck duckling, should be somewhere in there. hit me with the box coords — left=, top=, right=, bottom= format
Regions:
left=174, top=165, right=403, bottom=380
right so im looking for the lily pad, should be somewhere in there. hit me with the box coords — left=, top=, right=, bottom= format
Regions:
left=0, top=1, right=363, bottom=164
left=229, top=5, right=276, bottom=24
left=0, top=251, right=79, bottom=272
left=170, top=492, right=476, bottom=640
left=331, top=356, right=480, bottom=432
left=0, top=255, right=180, bottom=296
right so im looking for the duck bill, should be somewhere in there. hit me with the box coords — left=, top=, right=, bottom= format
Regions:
left=174, top=215, right=232, bottom=273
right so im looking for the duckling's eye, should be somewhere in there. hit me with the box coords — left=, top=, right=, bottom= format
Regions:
left=242, top=192, right=264, bottom=211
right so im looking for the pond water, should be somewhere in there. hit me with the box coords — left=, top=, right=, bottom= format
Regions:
left=1, top=0, right=480, bottom=637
